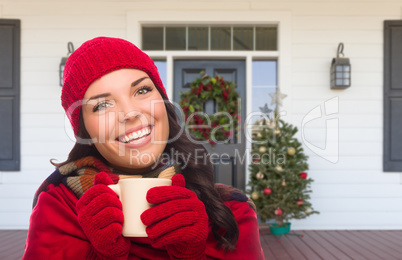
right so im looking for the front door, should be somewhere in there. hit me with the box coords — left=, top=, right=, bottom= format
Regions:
left=174, top=60, right=246, bottom=190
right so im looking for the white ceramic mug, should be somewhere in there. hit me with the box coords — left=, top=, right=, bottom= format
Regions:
left=108, top=178, right=172, bottom=237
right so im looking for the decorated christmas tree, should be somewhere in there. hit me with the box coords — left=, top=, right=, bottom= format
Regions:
left=248, top=89, right=318, bottom=227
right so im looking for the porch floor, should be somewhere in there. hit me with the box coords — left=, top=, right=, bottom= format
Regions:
left=1, top=229, right=402, bottom=259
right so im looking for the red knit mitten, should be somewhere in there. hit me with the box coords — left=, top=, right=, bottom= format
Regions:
left=76, top=172, right=130, bottom=259
left=141, top=174, right=208, bottom=260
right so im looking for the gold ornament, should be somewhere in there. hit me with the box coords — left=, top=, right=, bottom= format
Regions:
left=256, top=172, right=264, bottom=180
left=259, top=146, right=267, bottom=154
left=266, top=119, right=276, bottom=129
left=257, top=132, right=262, bottom=138
left=258, top=118, right=276, bottom=129
left=305, top=207, right=313, bottom=214
left=275, top=165, right=283, bottom=172
left=251, top=192, right=259, bottom=200
left=274, top=128, right=281, bottom=135
left=287, top=147, right=296, bottom=156
left=281, top=179, right=286, bottom=186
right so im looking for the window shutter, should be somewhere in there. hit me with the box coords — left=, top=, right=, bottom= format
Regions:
left=0, top=19, right=20, bottom=171
left=384, top=20, right=402, bottom=171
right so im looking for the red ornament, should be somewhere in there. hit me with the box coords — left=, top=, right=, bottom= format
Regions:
left=297, top=199, right=304, bottom=206
left=264, top=188, right=272, bottom=195
left=274, top=208, right=282, bottom=216
left=299, top=172, right=308, bottom=179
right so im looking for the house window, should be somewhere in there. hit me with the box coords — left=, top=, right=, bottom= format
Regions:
left=188, top=27, right=208, bottom=50
left=256, top=27, right=277, bottom=51
left=166, top=27, right=186, bottom=50
left=142, top=27, right=163, bottom=50
left=142, top=25, right=278, bottom=51
left=233, top=27, right=253, bottom=51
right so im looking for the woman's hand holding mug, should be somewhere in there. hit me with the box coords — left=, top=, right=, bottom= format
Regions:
left=76, top=172, right=130, bottom=259
left=141, top=174, right=209, bottom=260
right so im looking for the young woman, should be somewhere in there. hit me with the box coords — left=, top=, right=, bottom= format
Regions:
left=23, top=37, right=264, bottom=259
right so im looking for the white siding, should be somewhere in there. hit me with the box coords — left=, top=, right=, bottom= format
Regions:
left=0, top=0, right=401, bottom=230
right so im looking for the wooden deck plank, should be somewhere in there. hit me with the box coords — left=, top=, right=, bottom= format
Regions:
left=2, top=229, right=402, bottom=259
left=356, top=231, right=402, bottom=259
left=282, top=232, right=320, bottom=260
left=259, top=231, right=277, bottom=259
left=0, top=231, right=26, bottom=253
left=3, top=246, right=25, bottom=260
left=308, top=231, right=352, bottom=260
left=0, top=230, right=27, bottom=260
left=346, top=231, right=400, bottom=259
left=274, top=233, right=309, bottom=260
left=0, top=230, right=21, bottom=246
left=333, top=231, right=395, bottom=260
left=366, top=231, right=402, bottom=251
left=380, top=230, right=402, bottom=244
left=260, top=233, right=293, bottom=260
left=321, top=231, right=367, bottom=260
left=341, top=231, right=396, bottom=260
left=296, top=231, right=338, bottom=260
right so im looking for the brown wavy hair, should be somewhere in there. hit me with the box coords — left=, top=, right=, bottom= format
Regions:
left=52, top=90, right=239, bottom=251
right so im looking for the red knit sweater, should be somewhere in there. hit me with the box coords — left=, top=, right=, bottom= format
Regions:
left=23, top=183, right=264, bottom=259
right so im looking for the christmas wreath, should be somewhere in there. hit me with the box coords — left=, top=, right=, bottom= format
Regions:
left=179, top=72, right=240, bottom=146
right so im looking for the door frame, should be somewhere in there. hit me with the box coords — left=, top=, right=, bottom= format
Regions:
left=127, top=10, right=292, bottom=186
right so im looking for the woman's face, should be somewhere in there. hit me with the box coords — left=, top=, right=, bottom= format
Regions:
left=82, top=68, right=169, bottom=172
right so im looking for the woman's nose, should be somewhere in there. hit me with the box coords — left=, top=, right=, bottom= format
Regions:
left=119, top=109, right=141, bottom=123
left=117, top=100, right=147, bottom=124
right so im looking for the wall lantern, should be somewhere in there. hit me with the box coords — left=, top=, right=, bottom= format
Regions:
left=59, top=42, right=75, bottom=87
left=330, top=42, right=351, bottom=89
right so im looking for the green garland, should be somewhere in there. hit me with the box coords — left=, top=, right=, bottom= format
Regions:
left=179, top=72, right=240, bottom=146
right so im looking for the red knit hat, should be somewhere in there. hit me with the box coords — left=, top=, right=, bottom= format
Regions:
left=61, top=37, right=167, bottom=137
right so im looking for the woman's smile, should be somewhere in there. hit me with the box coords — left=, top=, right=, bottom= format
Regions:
left=116, top=125, right=152, bottom=143
left=116, top=125, right=153, bottom=148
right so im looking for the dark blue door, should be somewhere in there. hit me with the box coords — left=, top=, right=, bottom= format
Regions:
left=174, top=60, right=246, bottom=190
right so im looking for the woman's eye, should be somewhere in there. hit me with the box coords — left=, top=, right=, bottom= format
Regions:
left=136, top=86, right=153, bottom=96
left=93, top=101, right=113, bottom=112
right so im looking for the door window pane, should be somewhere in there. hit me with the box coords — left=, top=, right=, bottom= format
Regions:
left=153, top=60, right=167, bottom=89
left=251, top=60, right=277, bottom=124
left=252, top=60, right=277, bottom=86
left=188, top=27, right=208, bottom=50
left=233, top=27, right=253, bottom=51
left=256, top=27, right=277, bottom=51
left=211, top=27, right=231, bottom=50
left=142, top=27, right=163, bottom=50
left=166, top=27, right=186, bottom=50
left=252, top=87, right=277, bottom=118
